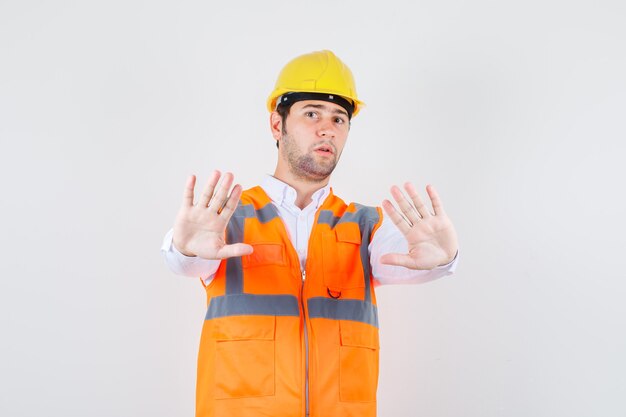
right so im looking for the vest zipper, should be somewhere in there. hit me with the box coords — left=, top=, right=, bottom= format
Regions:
left=301, top=269, right=310, bottom=417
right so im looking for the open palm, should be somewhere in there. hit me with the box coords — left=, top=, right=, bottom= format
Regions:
left=381, top=183, right=458, bottom=270
left=173, top=170, right=253, bottom=260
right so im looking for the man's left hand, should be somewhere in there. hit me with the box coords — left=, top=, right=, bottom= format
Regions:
left=381, top=183, right=458, bottom=270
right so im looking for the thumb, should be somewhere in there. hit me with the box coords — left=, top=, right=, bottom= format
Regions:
left=216, top=243, right=254, bottom=259
left=380, top=253, right=416, bottom=269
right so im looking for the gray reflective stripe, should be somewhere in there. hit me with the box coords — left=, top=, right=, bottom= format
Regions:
left=225, top=202, right=280, bottom=295
left=318, top=207, right=379, bottom=229
left=317, top=210, right=362, bottom=228
left=317, top=205, right=380, bottom=303
left=307, top=297, right=379, bottom=328
left=235, top=203, right=279, bottom=224
left=225, top=209, right=245, bottom=295
left=206, top=294, right=300, bottom=319
left=354, top=205, right=379, bottom=304
left=256, top=204, right=279, bottom=224
left=317, top=210, right=341, bottom=228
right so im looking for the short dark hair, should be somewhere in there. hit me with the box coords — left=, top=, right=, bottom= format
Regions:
left=275, top=104, right=291, bottom=149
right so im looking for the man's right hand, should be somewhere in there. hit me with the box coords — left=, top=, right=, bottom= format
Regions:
left=172, top=170, right=253, bottom=260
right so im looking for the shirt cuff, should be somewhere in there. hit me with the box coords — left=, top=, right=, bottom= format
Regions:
left=435, top=250, right=459, bottom=270
left=160, top=228, right=221, bottom=282
left=160, top=228, right=197, bottom=259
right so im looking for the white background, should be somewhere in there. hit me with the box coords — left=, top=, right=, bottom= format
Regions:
left=1, top=1, right=625, bottom=416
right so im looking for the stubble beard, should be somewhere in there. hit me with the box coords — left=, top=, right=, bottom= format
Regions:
left=281, top=128, right=339, bottom=183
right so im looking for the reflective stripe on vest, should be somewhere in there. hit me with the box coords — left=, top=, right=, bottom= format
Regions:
left=308, top=297, right=378, bottom=327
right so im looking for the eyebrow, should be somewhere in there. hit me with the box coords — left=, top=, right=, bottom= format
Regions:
left=301, top=103, right=349, bottom=118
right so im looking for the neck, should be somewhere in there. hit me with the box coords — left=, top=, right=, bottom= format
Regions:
left=272, top=167, right=330, bottom=210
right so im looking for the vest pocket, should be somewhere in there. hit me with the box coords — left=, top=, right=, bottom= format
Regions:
left=213, top=316, right=276, bottom=399
left=339, top=320, right=379, bottom=402
left=322, top=225, right=365, bottom=290
left=242, top=243, right=286, bottom=267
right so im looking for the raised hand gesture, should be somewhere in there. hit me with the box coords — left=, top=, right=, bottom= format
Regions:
left=381, top=183, right=458, bottom=270
left=172, top=170, right=253, bottom=260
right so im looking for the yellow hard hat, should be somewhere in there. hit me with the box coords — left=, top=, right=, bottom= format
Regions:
left=267, top=50, right=364, bottom=118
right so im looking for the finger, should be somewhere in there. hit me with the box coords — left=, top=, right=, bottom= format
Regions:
left=182, top=175, right=196, bottom=207
left=216, top=243, right=254, bottom=259
left=404, top=182, right=432, bottom=218
left=216, top=184, right=243, bottom=222
left=426, top=184, right=446, bottom=216
left=208, top=172, right=234, bottom=213
left=198, top=170, right=221, bottom=207
left=379, top=253, right=417, bottom=269
left=382, top=199, right=411, bottom=235
left=390, top=185, right=421, bottom=225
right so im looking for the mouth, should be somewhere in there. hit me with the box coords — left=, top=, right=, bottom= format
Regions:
left=313, top=145, right=335, bottom=156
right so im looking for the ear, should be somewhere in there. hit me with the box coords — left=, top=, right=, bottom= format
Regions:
left=270, top=111, right=282, bottom=142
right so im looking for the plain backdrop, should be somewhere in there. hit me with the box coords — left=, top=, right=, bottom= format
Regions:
left=1, top=1, right=625, bottom=416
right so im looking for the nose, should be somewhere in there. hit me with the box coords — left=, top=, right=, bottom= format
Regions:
left=317, top=118, right=336, bottom=139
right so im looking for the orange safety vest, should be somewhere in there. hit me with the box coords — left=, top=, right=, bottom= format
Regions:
left=196, top=186, right=384, bottom=417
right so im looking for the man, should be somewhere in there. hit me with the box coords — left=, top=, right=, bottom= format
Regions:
left=161, top=50, right=459, bottom=417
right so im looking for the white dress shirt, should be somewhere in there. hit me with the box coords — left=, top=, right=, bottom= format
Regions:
left=161, top=175, right=458, bottom=285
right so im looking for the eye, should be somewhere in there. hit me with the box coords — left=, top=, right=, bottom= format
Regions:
left=334, top=116, right=346, bottom=124
left=305, top=111, right=318, bottom=118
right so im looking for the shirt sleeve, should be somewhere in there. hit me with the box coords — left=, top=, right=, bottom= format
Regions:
left=369, top=213, right=459, bottom=286
left=160, top=228, right=221, bottom=284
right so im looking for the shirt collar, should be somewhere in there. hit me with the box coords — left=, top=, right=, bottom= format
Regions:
left=261, top=174, right=331, bottom=210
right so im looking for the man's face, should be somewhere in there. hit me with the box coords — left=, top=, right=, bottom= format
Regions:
left=278, top=100, right=350, bottom=182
